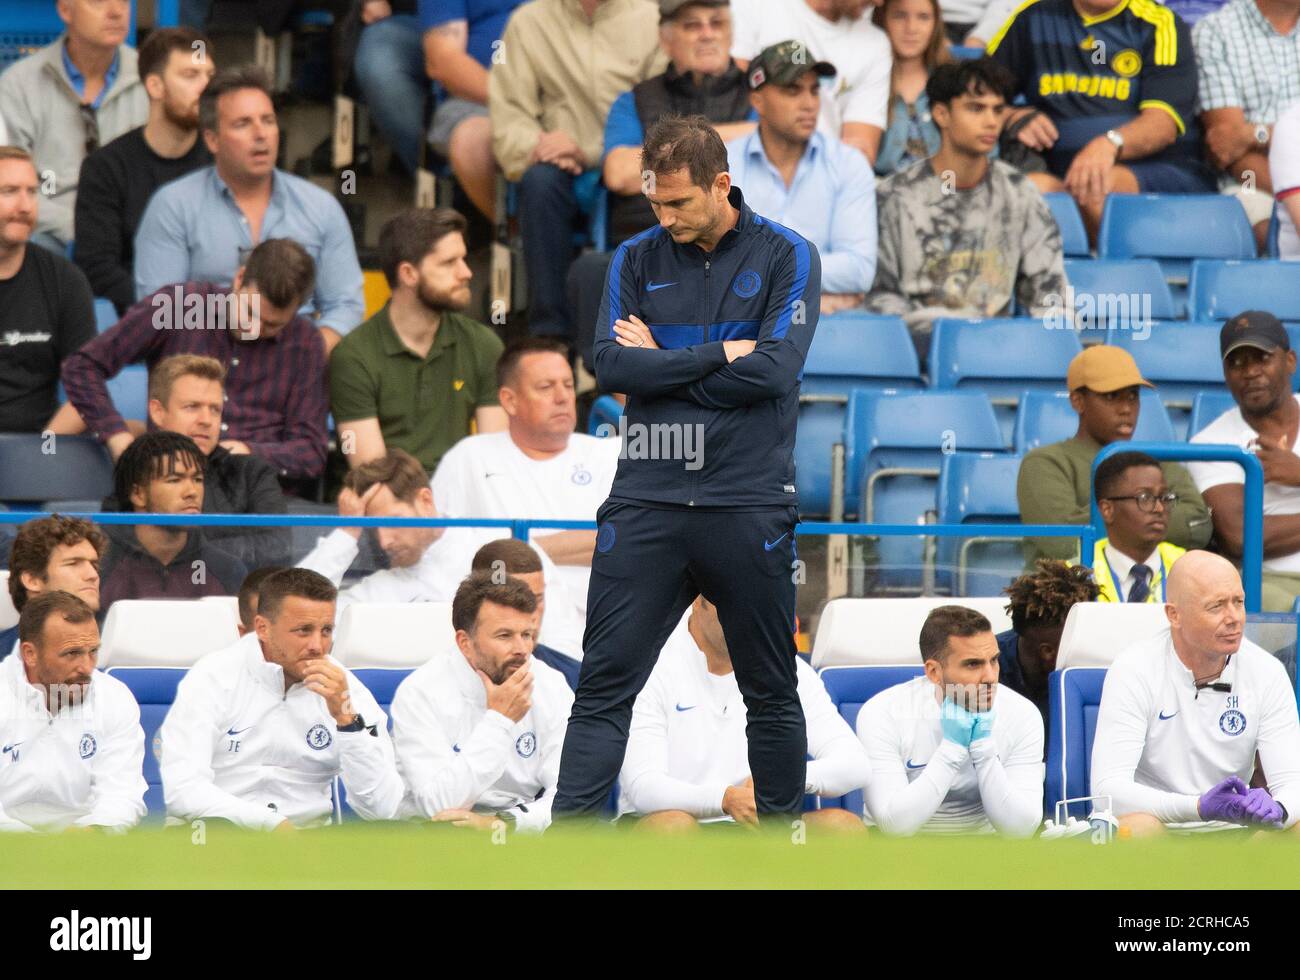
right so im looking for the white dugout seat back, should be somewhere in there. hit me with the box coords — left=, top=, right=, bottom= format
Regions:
left=811, top=597, right=1014, bottom=668
left=99, top=599, right=241, bottom=668
left=1055, top=602, right=1169, bottom=669
left=0, top=571, right=17, bottom=631
left=332, top=601, right=456, bottom=669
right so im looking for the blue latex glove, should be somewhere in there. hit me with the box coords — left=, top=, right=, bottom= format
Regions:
left=1240, top=788, right=1285, bottom=828
left=971, top=709, right=996, bottom=743
left=940, top=698, right=978, bottom=748
left=1198, top=776, right=1248, bottom=822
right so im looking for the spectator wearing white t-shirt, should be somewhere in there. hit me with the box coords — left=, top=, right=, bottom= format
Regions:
left=730, top=0, right=892, bottom=164
left=1270, top=99, right=1300, bottom=260
left=430, top=337, right=620, bottom=616
left=1189, top=311, right=1300, bottom=611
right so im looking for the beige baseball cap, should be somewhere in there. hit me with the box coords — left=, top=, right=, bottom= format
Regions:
left=1066, top=345, right=1153, bottom=393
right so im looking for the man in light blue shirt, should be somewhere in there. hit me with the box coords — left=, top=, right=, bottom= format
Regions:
left=725, top=41, right=876, bottom=315
left=133, top=65, right=364, bottom=352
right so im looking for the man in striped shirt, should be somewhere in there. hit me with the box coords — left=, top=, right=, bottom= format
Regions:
left=59, top=237, right=329, bottom=481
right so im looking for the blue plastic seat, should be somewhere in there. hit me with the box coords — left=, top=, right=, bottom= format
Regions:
left=1098, top=194, right=1255, bottom=287
left=1044, top=193, right=1090, bottom=258
left=816, top=665, right=924, bottom=815
left=0, top=434, right=113, bottom=507
left=1013, top=388, right=1176, bottom=454
left=844, top=390, right=1005, bottom=589
left=1063, top=258, right=1176, bottom=336
left=588, top=394, right=624, bottom=436
left=1106, top=323, right=1229, bottom=437
left=1045, top=666, right=1107, bottom=820
left=93, top=298, right=117, bottom=332
left=1188, top=389, right=1238, bottom=438
left=929, top=317, right=1083, bottom=445
left=935, top=452, right=1024, bottom=596
left=1188, top=259, right=1300, bottom=323
left=330, top=668, right=411, bottom=821
left=796, top=314, right=923, bottom=516
left=105, top=667, right=185, bottom=822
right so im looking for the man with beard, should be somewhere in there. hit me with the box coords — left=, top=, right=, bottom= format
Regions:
left=390, top=574, right=574, bottom=833
left=856, top=605, right=1044, bottom=837
left=0, top=146, right=95, bottom=434
left=74, top=28, right=216, bottom=316
left=0, top=591, right=146, bottom=833
left=1190, top=312, right=1300, bottom=612
left=2, top=516, right=107, bottom=660
left=329, top=208, right=506, bottom=473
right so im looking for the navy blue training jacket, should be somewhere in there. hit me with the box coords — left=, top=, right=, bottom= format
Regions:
left=594, top=186, right=821, bottom=508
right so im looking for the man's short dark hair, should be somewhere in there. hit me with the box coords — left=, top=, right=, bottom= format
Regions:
left=1095, top=450, right=1163, bottom=501
left=471, top=538, right=544, bottom=577
left=242, top=238, right=316, bottom=310
left=641, top=114, right=729, bottom=191
left=238, top=565, right=287, bottom=629
left=918, top=605, right=993, bottom=663
left=377, top=207, right=468, bottom=288
left=255, top=567, right=337, bottom=621
left=451, top=573, right=537, bottom=634
left=199, top=63, right=274, bottom=133
left=113, top=431, right=206, bottom=511
left=925, top=57, right=1015, bottom=108
left=1004, top=559, right=1100, bottom=635
left=18, top=590, right=96, bottom=646
left=496, top=336, right=571, bottom=389
left=138, top=26, right=214, bottom=81
left=8, top=515, right=107, bottom=612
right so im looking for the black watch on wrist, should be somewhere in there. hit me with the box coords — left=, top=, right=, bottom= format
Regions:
left=336, top=714, right=366, bottom=733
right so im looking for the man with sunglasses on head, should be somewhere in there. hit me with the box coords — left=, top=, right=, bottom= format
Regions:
left=1091, top=450, right=1186, bottom=604
left=1017, top=345, right=1211, bottom=570
left=0, top=0, right=147, bottom=253
left=1190, top=311, right=1300, bottom=612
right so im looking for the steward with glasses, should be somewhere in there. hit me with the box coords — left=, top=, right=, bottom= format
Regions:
left=1090, top=450, right=1185, bottom=604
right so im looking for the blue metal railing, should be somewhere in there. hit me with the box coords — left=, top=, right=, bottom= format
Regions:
left=1089, top=442, right=1264, bottom=612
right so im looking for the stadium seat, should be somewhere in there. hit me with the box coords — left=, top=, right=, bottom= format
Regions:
left=811, top=596, right=1013, bottom=668
left=1013, top=388, right=1176, bottom=454
left=1044, top=193, right=1090, bottom=258
left=201, top=594, right=243, bottom=629
left=0, top=571, right=16, bottom=632
left=843, top=390, right=1004, bottom=589
left=1063, top=259, right=1176, bottom=333
left=816, top=664, right=925, bottom=815
left=928, top=318, right=1082, bottom=444
left=93, top=298, right=117, bottom=332
left=334, top=666, right=413, bottom=820
left=0, top=434, right=113, bottom=507
left=589, top=394, right=623, bottom=436
left=1188, top=259, right=1300, bottom=324
left=935, top=452, right=1024, bottom=597
left=798, top=313, right=922, bottom=516
left=1055, top=602, right=1169, bottom=670
left=99, top=599, right=241, bottom=668
left=332, top=601, right=455, bottom=668
left=1097, top=195, right=1255, bottom=298
left=104, top=666, right=184, bottom=821
left=1044, top=666, right=1107, bottom=820
left=1188, top=390, right=1238, bottom=439
left=1106, top=323, right=1228, bottom=437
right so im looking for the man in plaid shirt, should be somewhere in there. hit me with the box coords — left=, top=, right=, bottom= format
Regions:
left=1193, top=0, right=1300, bottom=239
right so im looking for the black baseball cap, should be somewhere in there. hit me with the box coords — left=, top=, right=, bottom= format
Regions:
left=1220, top=310, right=1291, bottom=359
left=746, top=40, right=836, bottom=91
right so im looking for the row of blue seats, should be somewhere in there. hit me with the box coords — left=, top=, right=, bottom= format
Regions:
left=110, top=658, right=1280, bottom=825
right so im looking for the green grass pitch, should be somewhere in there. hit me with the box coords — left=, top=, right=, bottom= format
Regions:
left=4, top=824, right=1300, bottom=888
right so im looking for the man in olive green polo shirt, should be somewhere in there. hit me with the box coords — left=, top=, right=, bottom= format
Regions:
left=1017, top=345, right=1212, bottom=568
left=329, top=207, right=507, bottom=472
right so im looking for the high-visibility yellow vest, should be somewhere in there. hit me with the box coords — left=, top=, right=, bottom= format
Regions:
left=1091, top=538, right=1186, bottom=603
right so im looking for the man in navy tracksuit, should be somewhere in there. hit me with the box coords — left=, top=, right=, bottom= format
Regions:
left=553, top=99, right=822, bottom=821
